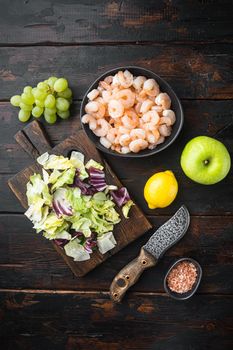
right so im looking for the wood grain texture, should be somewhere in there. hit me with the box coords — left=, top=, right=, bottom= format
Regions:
left=0, top=291, right=233, bottom=350
left=0, top=0, right=232, bottom=44
left=0, top=44, right=232, bottom=100
left=8, top=121, right=151, bottom=277
left=0, top=214, right=232, bottom=294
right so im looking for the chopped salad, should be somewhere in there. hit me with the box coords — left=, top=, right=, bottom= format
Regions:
left=24, top=151, right=134, bottom=261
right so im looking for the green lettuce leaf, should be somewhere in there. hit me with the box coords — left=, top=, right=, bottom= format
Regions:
left=85, top=159, right=104, bottom=170
left=64, top=239, right=90, bottom=261
left=97, top=232, right=117, bottom=254
left=51, top=168, right=76, bottom=192
left=70, top=151, right=88, bottom=180
left=122, top=200, right=134, bottom=219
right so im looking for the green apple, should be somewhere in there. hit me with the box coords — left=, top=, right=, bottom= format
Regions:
left=180, top=136, right=231, bottom=185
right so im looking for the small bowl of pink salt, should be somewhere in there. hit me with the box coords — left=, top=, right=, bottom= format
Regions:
left=164, top=258, right=202, bottom=300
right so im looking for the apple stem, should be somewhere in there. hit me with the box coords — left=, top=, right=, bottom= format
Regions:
left=204, top=160, right=209, bottom=165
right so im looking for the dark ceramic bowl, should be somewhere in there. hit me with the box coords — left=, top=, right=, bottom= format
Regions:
left=80, top=66, right=184, bottom=158
left=164, top=257, right=202, bottom=300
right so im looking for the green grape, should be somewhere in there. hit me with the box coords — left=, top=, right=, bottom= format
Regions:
left=18, top=109, right=31, bottom=122
left=10, top=95, right=21, bottom=107
left=54, top=78, right=68, bottom=92
left=44, top=107, right=56, bottom=115
left=44, top=111, right=57, bottom=124
left=47, top=76, right=58, bottom=88
left=44, top=94, right=56, bottom=108
left=57, top=110, right=70, bottom=119
left=56, top=97, right=69, bottom=111
left=35, top=99, right=45, bottom=108
left=19, top=102, right=33, bottom=111
left=32, top=87, right=37, bottom=95
left=32, top=106, right=43, bottom=118
left=23, top=86, right=32, bottom=94
left=37, top=82, right=49, bottom=92
left=58, top=88, right=72, bottom=99
left=21, top=92, right=35, bottom=105
left=32, top=88, right=46, bottom=101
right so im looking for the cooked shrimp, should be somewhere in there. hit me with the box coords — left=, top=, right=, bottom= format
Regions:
left=130, top=128, right=146, bottom=140
left=140, top=99, right=154, bottom=114
left=97, top=85, right=104, bottom=92
left=112, top=74, right=120, bottom=86
left=104, top=75, right=113, bottom=84
left=95, top=97, right=105, bottom=105
left=141, top=122, right=153, bottom=131
left=122, top=114, right=137, bottom=129
left=162, top=109, right=176, bottom=125
left=108, top=99, right=124, bottom=118
left=125, top=109, right=139, bottom=128
left=99, top=80, right=112, bottom=91
left=117, top=70, right=133, bottom=88
left=148, top=133, right=163, bottom=149
left=121, top=146, right=130, bottom=154
left=85, top=101, right=99, bottom=114
left=115, top=89, right=135, bottom=108
left=119, top=134, right=131, bottom=146
left=135, top=102, right=142, bottom=115
left=81, top=114, right=97, bottom=130
left=143, top=79, right=160, bottom=97
left=133, top=76, right=146, bottom=90
left=142, top=110, right=160, bottom=125
left=155, top=93, right=171, bottom=109
left=106, top=128, right=118, bottom=143
left=152, top=128, right=160, bottom=140
left=129, top=139, right=148, bottom=153
left=112, top=118, right=122, bottom=128
left=159, top=124, right=172, bottom=137
left=92, top=103, right=106, bottom=119
left=160, top=116, right=172, bottom=126
left=148, top=144, right=157, bottom=150
left=93, top=119, right=110, bottom=137
left=146, top=131, right=157, bottom=144
left=102, top=90, right=112, bottom=103
left=114, top=145, right=122, bottom=153
left=118, top=126, right=130, bottom=135
left=157, top=135, right=165, bottom=145
left=152, top=105, right=163, bottom=113
left=87, top=89, right=99, bottom=101
left=100, top=136, right=112, bottom=149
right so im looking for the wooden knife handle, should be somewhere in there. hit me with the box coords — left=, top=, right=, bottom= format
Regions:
left=110, top=247, right=157, bottom=303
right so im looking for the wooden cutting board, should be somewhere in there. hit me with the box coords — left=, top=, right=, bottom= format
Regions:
left=8, top=121, right=152, bottom=277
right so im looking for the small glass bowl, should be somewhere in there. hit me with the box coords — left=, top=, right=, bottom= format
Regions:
left=164, top=257, right=202, bottom=300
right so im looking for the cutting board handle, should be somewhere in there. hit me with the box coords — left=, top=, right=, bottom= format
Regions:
left=14, top=120, right=52, bottom=159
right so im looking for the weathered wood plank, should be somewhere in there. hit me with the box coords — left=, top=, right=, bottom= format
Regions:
left=0, top=0, right=232, bottom=44
left=0, top=291, right=232, bottom=350
left=1, top=100, right=232, bottom=215
left=0, top=44, right=232, bottom=100
left=0, top=215, right=232, bottom=294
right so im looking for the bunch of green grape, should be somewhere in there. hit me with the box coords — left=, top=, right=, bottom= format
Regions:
left=10, top=77, right=72, bottom=124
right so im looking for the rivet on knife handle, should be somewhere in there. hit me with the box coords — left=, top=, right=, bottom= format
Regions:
left=110, top=247, right=157, bottom=303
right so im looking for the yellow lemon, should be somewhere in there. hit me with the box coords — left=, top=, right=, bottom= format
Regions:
left=144, top=170, right=178, bottom=209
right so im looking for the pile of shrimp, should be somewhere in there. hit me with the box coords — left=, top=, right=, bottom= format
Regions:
left=82, top=70, right=176, bottom=154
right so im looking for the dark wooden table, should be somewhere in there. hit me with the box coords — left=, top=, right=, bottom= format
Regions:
left=0, top=1, right=233, bottom=349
